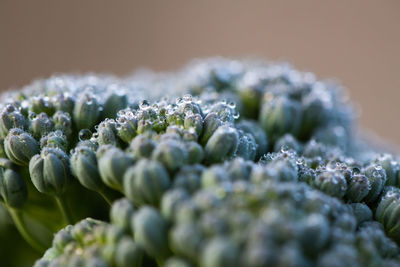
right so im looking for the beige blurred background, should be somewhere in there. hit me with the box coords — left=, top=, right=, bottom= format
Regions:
left=1, top=1, right=399, bottom=145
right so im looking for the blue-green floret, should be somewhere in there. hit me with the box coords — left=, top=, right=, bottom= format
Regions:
left=167, top=178, right=400, bottom=266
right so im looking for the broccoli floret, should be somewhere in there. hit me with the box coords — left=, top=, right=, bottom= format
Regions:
left=0, top=58, right=399, bottom=266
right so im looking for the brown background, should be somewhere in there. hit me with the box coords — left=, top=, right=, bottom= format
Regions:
left=1, top=1, right=399, bottom=145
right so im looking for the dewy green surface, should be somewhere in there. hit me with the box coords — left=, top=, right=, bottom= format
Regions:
left=0, top=58, right=399, bottom=267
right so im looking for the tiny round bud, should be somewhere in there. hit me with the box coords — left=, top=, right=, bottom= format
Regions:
left=124, top=159, right=171, bottom=206
left=299, top=92, right=328, bottom=138
left=161, top=188, right=189, bottom=221
left=5, top=128, right=40, bottom=166
left=101, top=92, right=128, bottom=120
left=96, top=120, right=118, bottom=146
left=73, top=93, right=101, bottom=130
left=363, top=164, right=387, bottom=204
left=98, top=147, right=133, bottom=192
left=274, top=134, right=302, bottom=153
left=259, top=95, right=302, bottom=142
left=53, top=93, right=75, bottom=114
left=52, top=111, right=72, bottom=137
left=204, top=125, right=239, bottom=164
left=345, top=174, right=370, bottom=202
left=201, top=165, right=229, bottom=188
left=238, top=86, right=262, bottom=119
left=200, top=237, right=239, bottom=267
left=117, top=116, right=138, bottom=144
left=297, top=165, right=316, bottom=184
left=29, top=147, right=72, bottom=195
left=29, top=112, right=55, bottom=139
left=225, top=158, right=253, bottom=181
left=235, top=130, right=257, bottom=161
left=376, top=187, right=400, bottom=242
left=0, top=104, right=28, bottom=138
left=173, top=164, right=204, bottom=194
left=40, top=130, right=68, bottom=151
left=114, top=238, right=144, bottom=267
left=132, top=206, right=170, bottom=260
left=208, top=101, right=237, bottom=124
left=151, top=140, right=187, bottom=172
left=375, top=154, right=400, bottom=187
left=349, top=203, right=372, bottom=226
left=29, top=96, right=55, bottom=115
left=267, top=159, right=298, bottom=182
left=184, top=113, right=203, bottom=137
left=70, top=146, right=106, bottom=193
left=184, top=141, right=204, bottom=164
left=237, top=120, right=268, bottom=160
left=200, top=113, right=222, bottom=145
left=298, top=213, right=330, bottom=254
left=128, top=134, right=156, bottom=159
left=314, top=171, right=347, bottom=198
left=302, top=140, right=328, bottom=159
left=170, top=223, right=203, bottom=260
left=110, top=198, right=135, bottom=234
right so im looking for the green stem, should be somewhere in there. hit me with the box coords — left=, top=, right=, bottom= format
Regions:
left=55, top=196, right=74, bottom=225
left=8, top=208, right=47, bottom=252
left=99, top=188, right=121, bottom=205
left=99, top=191, right=113, bottom=205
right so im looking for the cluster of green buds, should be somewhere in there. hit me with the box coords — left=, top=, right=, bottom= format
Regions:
left=180, top=58, right=354, bottom=148
left=1, top=58, right=400, bottom=266
left=258, top=146, right=400, bottom=246
left=68, top=95, right=267, bottom=207
left=34, top=218, right=144, bottom=267
left=163, top=178, right=399, bottom=266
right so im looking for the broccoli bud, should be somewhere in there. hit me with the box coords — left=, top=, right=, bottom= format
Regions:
left=0, top=168, right=27, bottom=209
left=97, top=146, right=133, bottom=192
left=124, top=159, right=171, bottom=206
left=5, top=128, right=40, bottom=166
left=0, top=104, right=28, bottom=138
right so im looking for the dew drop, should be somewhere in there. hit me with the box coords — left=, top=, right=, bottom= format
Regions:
left=79, top=129, right=92, bottom=141
left=139, top=100, right=150, bottom=110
